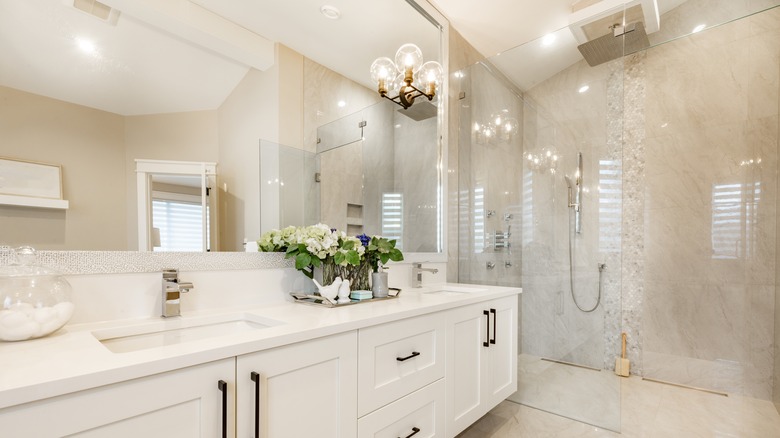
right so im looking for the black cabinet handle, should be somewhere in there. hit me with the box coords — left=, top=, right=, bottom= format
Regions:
left=396, top=351, right=421, bottom=362
left=251, top=372, right=260, bottom=438
left=490, top=308, right=497, bottom=345
left=217, top=380, right=227, bottom=438
left=483, top=310, right=490, bottom=347
left=398, top=426, right=421, bottom=438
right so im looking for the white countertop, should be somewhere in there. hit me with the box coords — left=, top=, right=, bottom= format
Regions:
left=0, top=283, right=520, bottom=410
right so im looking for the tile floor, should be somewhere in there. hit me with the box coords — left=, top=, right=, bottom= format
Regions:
left=510, top=354, right=621, bottom=431
left=457, top=375, right=780, bottom=437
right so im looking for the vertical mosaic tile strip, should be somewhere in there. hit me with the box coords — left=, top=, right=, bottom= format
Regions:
left=620, top=52, right=647, bottom=374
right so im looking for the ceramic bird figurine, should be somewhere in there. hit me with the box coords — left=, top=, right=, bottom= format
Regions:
left=312, top=277, right=341, bottom=304
left=337, top=279, right=351, bottom=304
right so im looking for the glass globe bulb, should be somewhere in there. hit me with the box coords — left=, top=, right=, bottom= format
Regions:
left=420, top=61, right=443, bottom=85
left=370, top=57, right=395, bottom=83
left=394, top=43, right=423, bottom=74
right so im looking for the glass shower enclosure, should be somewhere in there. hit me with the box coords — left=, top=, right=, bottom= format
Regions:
left=455, top=0, right=780, bottom=432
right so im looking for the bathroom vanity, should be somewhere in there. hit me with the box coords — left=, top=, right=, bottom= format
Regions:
left=0, top=282, right=519, bottom=438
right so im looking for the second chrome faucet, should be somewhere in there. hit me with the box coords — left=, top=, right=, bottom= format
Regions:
left=412, top=262, right=438, bottom=288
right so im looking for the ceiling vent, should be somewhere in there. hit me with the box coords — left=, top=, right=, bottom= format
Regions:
left=69, top=0, right=120, bottom=25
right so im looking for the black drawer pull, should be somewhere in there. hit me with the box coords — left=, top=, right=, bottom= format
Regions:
left=483, top=310, right=490, bottom=347
left=217, top=380, right=227, bottom=438
left=490, top=308, right=497, bottom=345
left=399, top=426, right=421, bottom=438
left=396, top=351, right=421, bottom=362
left=251, top=372, right=260, bottom=438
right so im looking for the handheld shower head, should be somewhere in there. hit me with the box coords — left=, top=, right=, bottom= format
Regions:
left=564, top=175, right=574, bottom=189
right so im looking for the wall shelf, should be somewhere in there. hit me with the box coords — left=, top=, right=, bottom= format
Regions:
left=0, top=194, right=69, bottom=210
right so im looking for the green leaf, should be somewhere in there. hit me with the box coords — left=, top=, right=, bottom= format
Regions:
left=377, top=239, right=392, bottom=252
left=346, top=250, right=360, bottom=265
left=310, top=257, right=322, bottom=268
left=295, top=253, right=311, bottom=270
left=334, top=252, right=346, bottom=265
left=286, top=245, right=298, bottom=255
left=389, top=248, right=404, bottom=261
left=342, top=239, right=355, bottom=250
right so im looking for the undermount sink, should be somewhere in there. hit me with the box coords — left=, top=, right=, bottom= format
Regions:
left=93, top=313, right=282, bottom=353
left=424, top=285, right=487, bottom=295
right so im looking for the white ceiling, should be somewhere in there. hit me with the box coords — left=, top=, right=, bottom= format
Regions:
left=0, top=0, right=439, bottom=116
left=0, top=0, right=714, bottom=115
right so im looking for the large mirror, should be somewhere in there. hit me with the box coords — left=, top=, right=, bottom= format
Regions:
left=0, top=0, right=443, bottom=254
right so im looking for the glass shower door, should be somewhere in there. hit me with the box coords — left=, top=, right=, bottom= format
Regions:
left=455, top=27, right=623, bottom=431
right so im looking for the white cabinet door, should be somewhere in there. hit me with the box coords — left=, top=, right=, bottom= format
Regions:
left=445, top=296, right=518, bottom=437
left=236, top=331, right=358, bottom=438
left=0, top=358, right=235, bottom=438
left=485, top=296, right=518, bottom=408
left=445, top=302, right=488, bottom=436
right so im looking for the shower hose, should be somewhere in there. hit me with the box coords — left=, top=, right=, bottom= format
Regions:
left=567, top=206, right=605, bottom=313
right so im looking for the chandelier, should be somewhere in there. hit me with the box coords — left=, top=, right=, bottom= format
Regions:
left=370, top=43, right=443, bottom=109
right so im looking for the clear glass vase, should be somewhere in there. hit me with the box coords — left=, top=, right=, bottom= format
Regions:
left=321, top=258, right=371, bottom=291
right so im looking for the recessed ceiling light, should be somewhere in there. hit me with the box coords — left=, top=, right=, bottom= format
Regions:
left=692, top=24, right=706, bottom=33
left=578, top=85, right=590, bottom=93
left=320, top=5, right=341, bottom=20
left=541, top=33, right=556, bottom=47
left=76, top=37, right=96, bottom=55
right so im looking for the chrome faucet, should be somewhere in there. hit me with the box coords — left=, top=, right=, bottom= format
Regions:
left=412, top=262, right=438, bottom=288
left=162, top=269, right=193, bottom=317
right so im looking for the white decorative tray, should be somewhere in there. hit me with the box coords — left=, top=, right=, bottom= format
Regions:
left=290, top=288, right=402, bottom=308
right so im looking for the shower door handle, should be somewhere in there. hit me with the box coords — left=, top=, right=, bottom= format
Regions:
left=482, top=310, right=490, bottom=347
left=490, top=308, right=497, bottom=345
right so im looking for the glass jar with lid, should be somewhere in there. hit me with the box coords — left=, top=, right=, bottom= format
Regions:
left=0, top=246, right=74, bottom=341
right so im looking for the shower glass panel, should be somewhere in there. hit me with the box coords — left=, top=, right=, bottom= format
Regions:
left=639, top=5, right=780, bottom=402
left=456, top=23, right=624, bottom=432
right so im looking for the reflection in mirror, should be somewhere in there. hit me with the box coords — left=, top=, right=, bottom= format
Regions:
left=0, top=0, right=443, bottom=254
left=150, top=174, right=211, bottom=252
left=135, top=160, right=217, bottom=252
left=260, top=98, right=440, bottom=253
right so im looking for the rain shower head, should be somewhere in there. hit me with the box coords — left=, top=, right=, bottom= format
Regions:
left=577, top=21, right=650, bottom=66
left=568, top=0, right=659, bottom=67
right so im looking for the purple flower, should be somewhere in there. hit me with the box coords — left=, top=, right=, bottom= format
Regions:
left=356, top=233, right=370, bottom=247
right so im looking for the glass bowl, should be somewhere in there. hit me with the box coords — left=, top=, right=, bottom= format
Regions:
left=0, top=247, right=74, bottom=341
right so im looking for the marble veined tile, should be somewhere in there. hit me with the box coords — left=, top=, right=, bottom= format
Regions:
left=462, top=373, right=780, bottom=437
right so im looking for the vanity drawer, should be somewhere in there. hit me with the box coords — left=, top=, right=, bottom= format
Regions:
left=358, top=312, right=445, bottom=416
left=358, top=379, right=444, bottom=438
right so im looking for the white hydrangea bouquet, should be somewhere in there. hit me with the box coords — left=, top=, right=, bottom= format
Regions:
left=257, top=224, right=370, bottom=290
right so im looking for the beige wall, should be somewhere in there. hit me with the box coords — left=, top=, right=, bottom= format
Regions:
left=124, top=111, right=219, bottom=249
left=0, top=86, right=127, bottom=250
